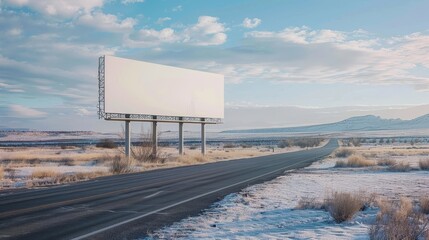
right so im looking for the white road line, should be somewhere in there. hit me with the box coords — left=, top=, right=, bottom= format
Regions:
left=143, top=191, right=162, bottom=199
left=71, top=156, right=326, bottom=240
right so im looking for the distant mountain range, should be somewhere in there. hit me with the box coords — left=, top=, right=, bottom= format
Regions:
left=223, top=114, right=429, bottom=133
left=0, top=127, right=30, bottom=132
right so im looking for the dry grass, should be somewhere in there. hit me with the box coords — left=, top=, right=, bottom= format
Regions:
left=377, top=158, right=396, bottom=166
left=387, top=162, right=411, bottom=172
left=296, top=196, right=325, bottom=210
left=335, top=154, right=375, bottom=168
left=420, top=196, right=429, bottom=214
left=419, top=159, right=429, bottom=170
left=53, top=171, right=107, bottom=184
left=334, top=148, right=355, bottom=158
left=31, top=169, right=59, bottom=179
left=0, top=166, right=4, bottom=180
left=95, top=139, right=117, bottom=149
left=0, top=146, right=117, bottom=167
left=176, top=154, right=208, bottom=165
left=110, top=155, right=134, bottom=174
left=325, top=191, right=365, bottom=223
left=369, top=197, right=428, bottom=240
left=28, top=171, right=107, bottom=187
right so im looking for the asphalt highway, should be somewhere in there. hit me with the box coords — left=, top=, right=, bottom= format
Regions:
left=0, top=139, right=338, bottom=240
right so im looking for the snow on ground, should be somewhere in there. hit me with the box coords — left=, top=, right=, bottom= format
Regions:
left=145, top=153, right=429, bottom=240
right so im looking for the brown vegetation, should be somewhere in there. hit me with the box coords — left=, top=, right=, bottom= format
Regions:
left=369, top=198, right=428, bottom=240
left=296, top=196, right=325, bottom=210
left=96, top=139, right=117, bottom=149
left=31, top=169, right=59, bottom=179
left=110, top=155, right=134, bottom=174
left=278, top=138, right=324, bottom=149
left=377, top=158, right=396, bottom=166
left=420, top=196, right=429, bottom=214
left=335, top=155, right=375, bottom=168
left=27, top=171, right=107, bottom=187
left=419, top=159, right=429, bottom=170
left=334, top=148, right=355, bottom=158
left=387, top=162, right=411, bottom=172
left=177, top=154, right=207, bottom=165
left=325, top=191, right=365, bottom=223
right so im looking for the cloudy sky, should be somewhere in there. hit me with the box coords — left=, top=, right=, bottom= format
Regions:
left=1, top=0, right=429, bottom=132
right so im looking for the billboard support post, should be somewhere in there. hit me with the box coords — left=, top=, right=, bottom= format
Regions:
left=125, top=114, right=131, bottom=158
left=152, top=116, right=158, bottom=157
left=201, top=118, right=206, bottom=155
left=179, top=117, right=184, bottom=155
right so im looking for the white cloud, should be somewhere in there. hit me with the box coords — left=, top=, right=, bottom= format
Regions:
left=142, top=26, right=429, bottom=90
left=127, top=28, right=179, bottom=47
left=2, top=0, right=103, bottom=17
left=127, top=16, right=227, bottom=47
left=78, top=11, right=136, bottom=32
left=172, top=5, right=182, bottom=12
left=156, top=17, right=171, bottom=25
left=183, top=16, right=227, bottom=46
left=246, top=26, right=312, bottom=44
left=242, top=17, right=261, bottom=28
left=75, top=108, right=92, bottom=116
left=9, top=104, right=46, bottom=118
left=312, top=29, right=346, bottom=43
left=121, top=0, right=144, bottom=4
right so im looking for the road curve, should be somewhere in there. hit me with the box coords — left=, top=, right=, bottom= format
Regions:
left=0, top=139, right=338, bottom=240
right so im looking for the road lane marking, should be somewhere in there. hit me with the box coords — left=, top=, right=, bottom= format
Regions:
left=143, top=191, right=163, bottom=199
left=71, top=152, right=335, bottom=240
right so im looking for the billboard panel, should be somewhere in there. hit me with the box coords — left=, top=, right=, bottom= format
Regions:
left=102, top=56, right=224, bottom=119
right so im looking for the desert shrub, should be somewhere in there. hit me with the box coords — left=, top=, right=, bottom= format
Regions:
left=296, top=196, right=325, bottom=210
left=325, top=192, right=365, bottom=223
left=420, top=196, right=429, bottom=214
left=110, top=155, right=134, bottom=174
left=377, top=159, right=396, bottom=166
left=131, top=143, right=155, bottom=163
left=0, top=166, right=4, bottom=180
left=53, top=171, right=106, bottom=184
left=388, top=162, right=411, bottom=172
left=335, top=155, right=375, bottom=168
left=223, top=143, right=236, bottom=148
left=96, top=139, right=117, bottom=149
left=58, top=158, right=75, bottom=166
left=189, top=145, right=197, bottom=150
left=5, top=168, right=16, bottom=180
left=278, top=138, right=324, bottom=149
left=241, top=144, right=252, bottom=148
left=369, top=198, right=428, bottom=240
left=60, top=145, right=75, bottom=150
left=350, top=138, right=362, bottom=147
left=334, top=160, right=347, bottom=167
left=335, top=148, right=355, bottom=158
left=177, top=154, right=207, bottom=164
left=124, top=130, right=166, bottom=163
left=419, top=159, right=429, bottom=170
left=278, top=140, right=290, bottom=148
left=31, top=169, right=59, bottom=179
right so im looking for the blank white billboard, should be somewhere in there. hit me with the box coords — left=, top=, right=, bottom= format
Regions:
left=103, top=55, right=224, bottom=119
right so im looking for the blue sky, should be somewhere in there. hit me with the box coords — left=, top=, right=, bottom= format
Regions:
left=0, top=0, right=428, bottom=131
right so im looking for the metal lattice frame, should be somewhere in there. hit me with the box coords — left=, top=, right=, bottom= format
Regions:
left=97, top=55, right=222, bottom=124
left=98, top=56, right=106, bottom=119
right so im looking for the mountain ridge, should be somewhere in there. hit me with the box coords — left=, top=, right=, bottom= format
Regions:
left=222, top=114, right=429, bottom=133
